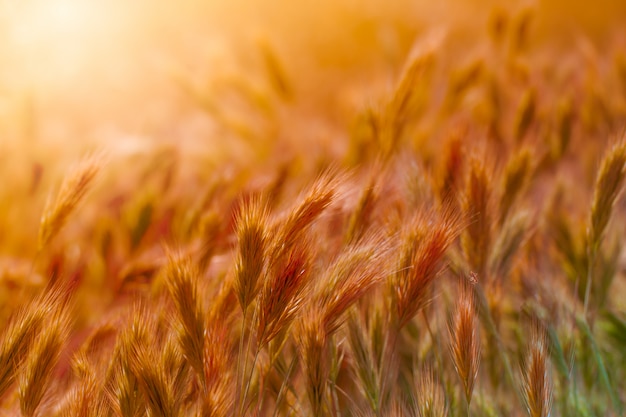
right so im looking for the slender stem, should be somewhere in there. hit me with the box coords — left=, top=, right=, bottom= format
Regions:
left=271, top=355, right=298, bottom=417
left=377, top=324, right=400, bottom=416
left=583, top=246, right=595, bottom=317
left=236, top=308, right=248, bottom=415
left=474, top=284, right=525, bottom=408
left=422, top=309, right=444, bottom=372
left=241, top=346, right=261, bottom=416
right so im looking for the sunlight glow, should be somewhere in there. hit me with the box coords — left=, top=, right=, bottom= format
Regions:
left=3, top=0, right=126, bottom=89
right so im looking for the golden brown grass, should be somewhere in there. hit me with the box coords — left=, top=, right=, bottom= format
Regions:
left=449, top=277, right=481, bottom=410
left=1, top=4, right=626, bottom=417
left=520, top=320, right=553, bottom=417
left=38, top=156, right=100, bottom=251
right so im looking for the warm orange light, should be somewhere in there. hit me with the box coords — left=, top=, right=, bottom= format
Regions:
left=3, top=0, right=127, bottom=90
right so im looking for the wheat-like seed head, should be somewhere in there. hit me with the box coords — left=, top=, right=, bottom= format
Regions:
left=233, top=196, right=269, bottom=313
left=461, top=157, right=492, bottom=277
left=589, top=140, right=626, bottom=252
left=391, top=209, right=462, bottom=329
left=163, top=253, right=206, bottom=390
left=521, top=320, right=553, bottom=417
left=257, top=244, right=311, bottom=348
left=499, top=148, right=532, bottom=224
left=18, top=310, right=68, bottom=417
left=449, top=276, right=481, bottom=405
left=414, top=365, right=447, bottom=417
left=38, top=156, right=100, bottom=250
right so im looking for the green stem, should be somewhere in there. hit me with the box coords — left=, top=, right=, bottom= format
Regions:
left=577, top=315, right=622, bottom=414
left=474, top=284, right=525, bottom=409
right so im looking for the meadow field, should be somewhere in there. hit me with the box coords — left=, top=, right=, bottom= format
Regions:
left=1, top=1, right=626, bottom=416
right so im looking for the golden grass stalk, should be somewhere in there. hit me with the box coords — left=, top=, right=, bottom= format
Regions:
left=234, top=197, right=269, bottom=313
left=413, top=366, right=447, bottom=417
left=380, top=39, right=436, bottom=154
left=449, top=277, right=481, bottom=407
left=461, top=158, right=492, bottom=277
left=0, top=282, right=72, bottom=399
left=588, top=140, right=626, bottom=253
left=298, top=315, right=328, bottom=417
left=124, top=306, right=179, bottom=417
left=391, top=210, right=462, bottom=329
left=314, top=241, right=385, bottom=336
left=347, top=314, right=380, bottom=415
left=435, top=133, right=464, bottom=206
left=521, top=321, right=553, bottom=417
left=202, top=322, right=234, bottom=417
left=345, top=178, right=379, bottom=244
left=18, top=311, right=67, bottom=417
left=298, top=240, right=384, bottom=416
left=499, top=148, right=532, bottom=225
left=60, top=368, right=101, bottom=417
left=584, top=139, right=626, bottom=315
left=489, top=211, right=529, bottom=280
left=257, top=245, right=311, bottom=348
left=38, top=156, right=100, bottom=250
left=164, top=253, right=206, bottom=389
left=269, top=173, right=336, bottom=263
left=513, top=89, right=536, bottom=142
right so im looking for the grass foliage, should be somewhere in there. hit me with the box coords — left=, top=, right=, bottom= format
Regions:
left=1, top=4, right=626, bottom=417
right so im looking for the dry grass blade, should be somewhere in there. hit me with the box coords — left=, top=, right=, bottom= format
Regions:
left=234, top=197, right=269, bottom=313
left=449, top=277, right=481, bottom=406
left=521, top=320, right=553, bottom=417
left=38, top=156, right=100, bottom=250
left=164, top=253, right=206, bottom=389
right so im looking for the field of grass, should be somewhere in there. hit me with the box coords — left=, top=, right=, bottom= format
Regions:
left=1, top=1, right=626, bottom=416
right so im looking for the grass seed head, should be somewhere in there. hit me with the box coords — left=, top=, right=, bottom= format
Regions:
left=234, top=196, right=269, bottom=313
left=589, top=139, right=626, bottom=252
left=521, top=320, right=553, bottom=417
left=449, top=276, right=481, bottom=405
left=38, top=156, right=100, bottom=250
left=164, top=253, right=206, bottom=389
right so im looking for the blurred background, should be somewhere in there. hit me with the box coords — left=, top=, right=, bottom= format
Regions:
left=1, top=0, right=625, bottom=160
